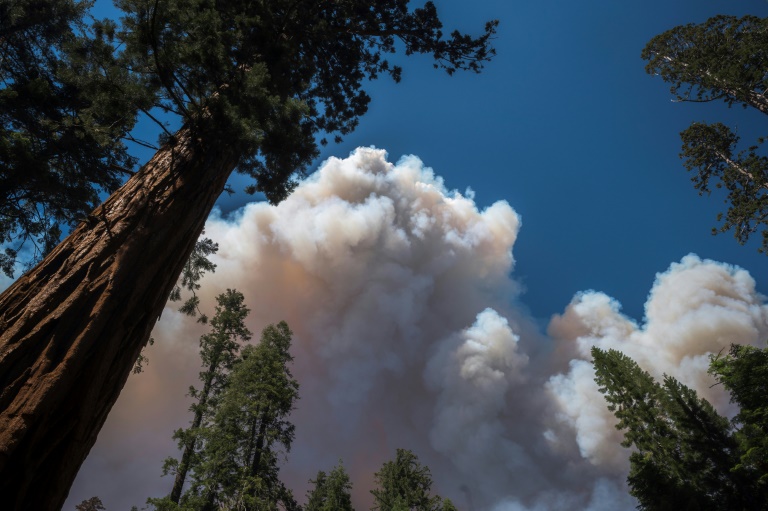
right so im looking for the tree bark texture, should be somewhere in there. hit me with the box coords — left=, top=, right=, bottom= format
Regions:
left=0, top=127, right=238, bottom=510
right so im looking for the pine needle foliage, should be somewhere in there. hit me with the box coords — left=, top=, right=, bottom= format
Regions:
left=115, top=0, right=498, bottom=204
left=592, top=347, right=767, bottom=510
left=152, top=289, right=251, bottom=509
left=0, top=0, right=150, bottom=274
left=642, top=15, right=768, bottom=253
left=306, top=462, right=355, bottom=511
left=182, top=321, right=299, bottom=511
left=370, top=449, right=448, bottom=511
left=709, top=345, right=768, bottom=490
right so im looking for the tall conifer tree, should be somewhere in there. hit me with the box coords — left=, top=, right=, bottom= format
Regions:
left=306, top=462, right=355, bottom=511
left=592, top=347, right=763, bottom=510
left=163, top=289, right=251, bottom=504
left=371, top=449, right=444, bottom=511
left=182, top=321, right=299, bottom=511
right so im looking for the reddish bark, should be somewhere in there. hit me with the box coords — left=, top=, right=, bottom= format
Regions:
left=0, top=128, right=237, bottom=510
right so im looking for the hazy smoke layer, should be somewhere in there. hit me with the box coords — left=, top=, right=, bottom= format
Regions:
left=66, top=149, right=768, bottom=511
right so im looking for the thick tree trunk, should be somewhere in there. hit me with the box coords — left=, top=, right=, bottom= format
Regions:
left=0, top=127, right=238, bottom=510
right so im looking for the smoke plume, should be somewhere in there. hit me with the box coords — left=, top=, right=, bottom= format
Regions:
left=65, top=149, right=768, bottom=510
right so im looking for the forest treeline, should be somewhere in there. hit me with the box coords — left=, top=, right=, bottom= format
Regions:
left=76, top=290, right=768, bottom=511
left=76, top=290, right=458, bottom=511
left=79, top=289, right=768, bottom=511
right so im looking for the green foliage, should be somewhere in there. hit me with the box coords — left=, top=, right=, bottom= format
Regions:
left=169, top=235, right=219, bottom=324
left=370, top=449, right=443, bottom=511
left=710, top=345, right=768, bottom=488
left=133, top=336, right=155, bottom=374
left=592, top=347, right=766, bottom=510
left=152, top=289, right=250, bottom=507
left=193, top=289, right=251, bottom=398
left=680, top=120, right=768, bottom=252
left=439, top=499, right=458, bottom=511
left=642, top=16, right=768, bottom=109
left=137, top=234, right=219, bottom=374
left=76, top=496, right=106, bottom=511
left=115, top=0, right=498, bottom=203
left=0, top=0, right=151, bottom=274
left=642, top=15, right=768, bottom=253
left=180, top=321, right=299, bottom=510
left=306, top=462, right=355, bottom=511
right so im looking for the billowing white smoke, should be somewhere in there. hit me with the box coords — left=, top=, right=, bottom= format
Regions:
left=546, top=255, right=768, bottom=470
left=67, top=149, right=768, bottom=511
left=425, top=309, right=531, bottom=502
left=203, top=148, right=521, bottom=410
left=199, top=148, right=549, bottom=509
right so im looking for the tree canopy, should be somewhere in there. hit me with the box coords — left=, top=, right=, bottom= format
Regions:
left=370, top=448, right=451, bottom=511
left=0, top=0, right=149, bottom=274
left=642, top=15, right=768, bottom=253
left=306, top=462, right=355, bottom=511
left=178, top=321, right=300, bottom=511
left=1, top=0, right=497, bottom=274
left=709, top=344, right=768, bottom=489
left=116, top=0, right=498, bottom=203
left=75, top=496, right=106, bottom=511
left=592, top=346, right=768, bottom=510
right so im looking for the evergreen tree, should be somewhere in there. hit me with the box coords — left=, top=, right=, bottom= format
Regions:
left=370, top=449, right=443, bottom=511
left=592, top=347, right=763, bottom=510
left=182, top=321, right=299, bottom=511
left=642, top=15, right=768, bottom=253
left=0, top=4, right=498, bottom=508
left=75, top=496, right=106, bottom=511
left=160, top=289, right=251, bottom=506
left=709, top=344, right=768, bottom=491
left=306, top=462, right=355, bottom=511
left=439, top=499, right=458, bottom=511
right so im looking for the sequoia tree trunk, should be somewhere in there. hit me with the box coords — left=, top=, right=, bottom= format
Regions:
left=0, top=127, right=238, bottom=510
